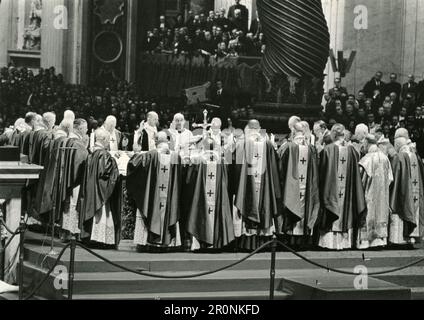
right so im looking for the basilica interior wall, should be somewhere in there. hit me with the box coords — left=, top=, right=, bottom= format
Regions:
left=325, top=0, right=424, bottom=95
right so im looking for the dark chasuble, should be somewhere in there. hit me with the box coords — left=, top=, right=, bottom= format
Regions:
left=127, top=150, right=182, bottom=247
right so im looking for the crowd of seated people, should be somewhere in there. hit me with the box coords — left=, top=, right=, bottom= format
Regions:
left=1, top=65, right=424, bottom=158
left=322, top=72, right=424, bottom=158
left=0, top=66, right=187, bottom=142
left=142, top=7, right=265, bottom=61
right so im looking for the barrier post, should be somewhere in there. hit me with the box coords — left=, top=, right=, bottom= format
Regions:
left=18, top=216, right=26, bottom=300
left=68, top=235, right=77, bottom=300
left=269, top=234, right=277, bottom=300
left=0, top=207, right=5, bottom=281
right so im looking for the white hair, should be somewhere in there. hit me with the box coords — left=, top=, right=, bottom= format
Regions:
left=59, top=119, right=74, bottom=135
left=288, top=116, right=301, bottom=131
left=355, top=123, right=369, bottom=136
left=95, top=128, right=110, bottom=142
left=43, top=112, right=56, bottom=129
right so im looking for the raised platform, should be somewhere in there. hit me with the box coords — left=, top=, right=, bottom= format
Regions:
left=3, top=232, right=422, bottom=300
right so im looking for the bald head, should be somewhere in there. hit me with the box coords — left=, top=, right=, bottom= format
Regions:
left=173, top=113, right=185, bottom=131
left=355, top=124, right=369, bottom=141
left=247, top=119, right=260, bottom=130
left=157, top=131, right=168, bottom=144
left=147, top=111, right=159, bottom=127
left=211, top=118, right=222, bottom=131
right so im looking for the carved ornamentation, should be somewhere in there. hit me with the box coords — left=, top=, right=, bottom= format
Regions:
left=94, top=0, right=125, bottom=25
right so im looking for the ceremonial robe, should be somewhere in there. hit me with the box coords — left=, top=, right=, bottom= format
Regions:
left=318, top=142, right=366, bottom=250
left=78, top=147, right=120, bottom=246
left=389, top=146, right=424, bottom=244
left=277, top=142, right=320, bottom=241
left=186, top=153, right=235, bottom=249
left=127, top=150, right=182, bottom=247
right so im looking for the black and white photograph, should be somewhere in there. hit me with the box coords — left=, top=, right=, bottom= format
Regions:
left=1, top=0, right=424, bottom=306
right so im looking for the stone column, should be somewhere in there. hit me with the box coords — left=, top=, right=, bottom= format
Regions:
left=322, top=0, right=345, bottom=93
left=126, top=0, right=138, bottom=82
left=40, top=0, right=67, bottom=74
left=0, top=0, right=13, bottom=66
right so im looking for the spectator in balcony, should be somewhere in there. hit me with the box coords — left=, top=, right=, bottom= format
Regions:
left=401, top=74, right=418, bottom=101
left=363, top=71, right=385, bottom=99
left=385, top=73, right=402, bottom=98
left=206, top=11, right=216, bottom=30
left=174, top=13, right=185, bottom=29
left=230, top=9, right=248, bottom=34
left=216, top=8, right=231, bottom=32
left=200, top=31, right=217, bottom=56
left=228, top=0, right=249, bottom=33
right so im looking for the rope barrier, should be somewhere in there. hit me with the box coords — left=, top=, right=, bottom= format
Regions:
left=274, top=240, right=424, bottom=277
left=76, top=241, right=275, bottom=279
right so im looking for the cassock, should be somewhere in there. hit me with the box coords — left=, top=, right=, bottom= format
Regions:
left=357, top=145, right=393, bottom=249
left=186, top=151, right=235, bottom=250
left=78, top=144, right=120, bottom=246
left=235, top=134, right=281, bottom=250
left=127, top=149, right=182, bottom=247
left=389, top=145, right=424, bottom=245
left=277, top=140, right=320, bottom=245
left=318, top=141, right=366, bottom=250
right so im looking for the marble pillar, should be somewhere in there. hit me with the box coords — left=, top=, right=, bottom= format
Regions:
left=66, top=0, right=89, bottom=84
left=0, top=0, right=13, bottom=66
left=40, top=0, right=67, bottom=74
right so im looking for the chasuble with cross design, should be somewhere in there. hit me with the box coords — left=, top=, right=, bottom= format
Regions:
left=277, top=142, right=320, bottom=239
left=389, top=145, right=424, bottom=244
left=318, top=141, right=366, bottom=250
left=127, top=150, right=182, bottom=247
left=186, top=153, right=235, bottom=249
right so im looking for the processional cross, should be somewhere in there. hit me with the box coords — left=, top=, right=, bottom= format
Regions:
left=193, top=109, right=212, bottom=140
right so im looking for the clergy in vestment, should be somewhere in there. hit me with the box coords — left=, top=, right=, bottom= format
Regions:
left=235, top=120, right=281, bottom=250
left=318, top=124, right=366, bottom=250
left=357, top=134, right=393, bottom=249
left=127, top=132, right=182, bottom=249
left=352, top=124, right=369, bottom=158
left=186, top=137, right=235, bottom=250
left=389, top=129, right=424, bottom=246
left=61, top=119, right=89, bottom=236
left=168, top=113, right=196, bottom=159
left=133, top=112, right=159, bottom=152
left=100, top=116, right=122, bottom=152
left=277, top=123, right=320, bottom=247
left=78, top=129, right=120, bottom=246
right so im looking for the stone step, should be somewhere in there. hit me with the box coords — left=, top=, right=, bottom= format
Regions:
left=22, top=259, right=423, bottom=297
left=24, top=243, right=424, bottom=274
left=71, top=291, right=292, bottom=301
